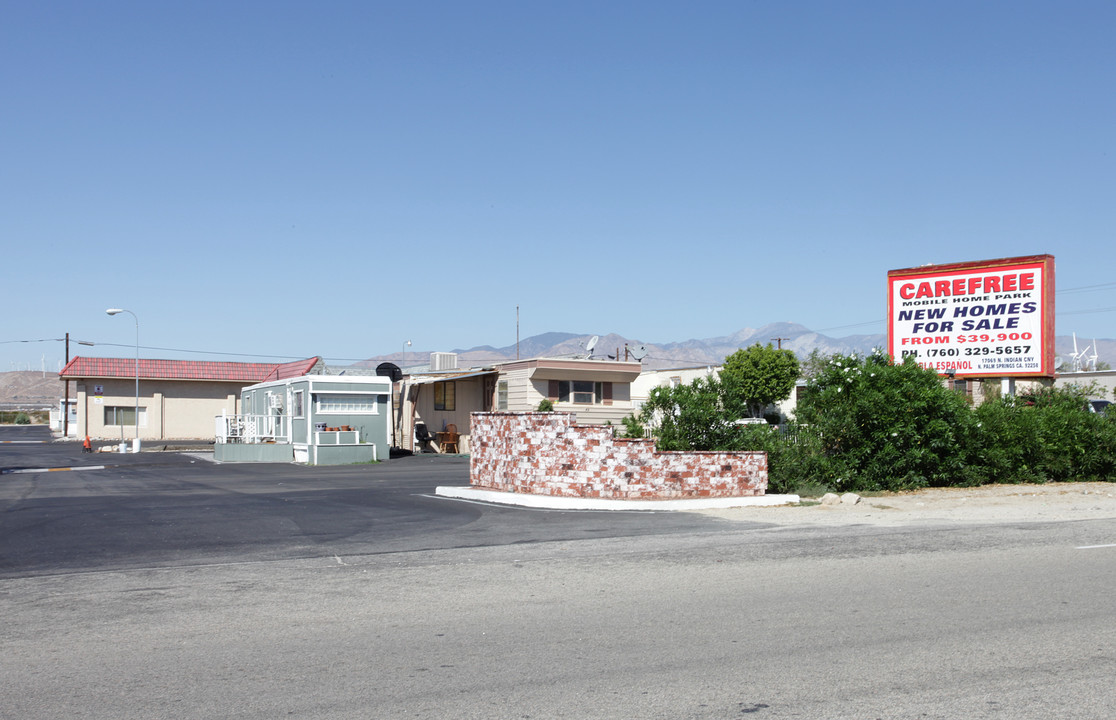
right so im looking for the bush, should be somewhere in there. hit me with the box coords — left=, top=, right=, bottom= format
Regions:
left=536, top=399, right=554, bottom=412
left=733, top=423, right=840, bottom=496
left=975, top=385, right=1116, bottom=483
left=618, top=414, right=646, bottom=439
left=643, top=350, right=1116, bottom=492
left=640, top=377, right=739, bottom=451
left=14, top=412, right=31, bottom=425
left=794, top=352, right=985, bottom=492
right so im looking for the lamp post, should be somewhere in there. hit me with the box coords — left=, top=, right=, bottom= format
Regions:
left=403, top=340, right=411, bottom=367
left=106, top=308, right=140, bottom=452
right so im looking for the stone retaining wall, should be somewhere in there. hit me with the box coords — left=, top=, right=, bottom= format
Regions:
left=469, top=412, right=767, bottom=500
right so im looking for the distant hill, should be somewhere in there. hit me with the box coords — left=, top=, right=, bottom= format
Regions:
left=5, top=326, right=1112, bottom=406
left=0, top=371, right=63, bottom=409
left=358, top=322, right=892, bottom=371
left=360, top=323, right=1114, bottom=373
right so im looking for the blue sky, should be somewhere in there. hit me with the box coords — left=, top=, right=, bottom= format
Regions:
left=3, top=1, right=1113, bottom=371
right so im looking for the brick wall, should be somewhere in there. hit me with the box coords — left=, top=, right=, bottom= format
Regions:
left=469, top=412, right=768, bottom=500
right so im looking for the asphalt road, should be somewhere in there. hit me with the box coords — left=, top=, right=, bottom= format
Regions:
left=3, top=425, right=1116, bottom=719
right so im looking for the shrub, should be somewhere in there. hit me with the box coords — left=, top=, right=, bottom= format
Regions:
left=536, top=399, right=554, bottom=412
left=794, top=352, right=984, bottom=492
left=733, top=423, right=840, bottom=496
left=975, top=385, right=1116, bottom=483
left=618, top=414, right=646, bottom=439
left=14, top=412, right=31, bottom=425
left=639, top=377, right=738, bottom=450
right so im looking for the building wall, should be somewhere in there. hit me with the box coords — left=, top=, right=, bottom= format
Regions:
left=505, top=370, right=635, bottom=425
left=1054, top=370, right=1116, bottom=400
left=470, top=412, right=768, bottom=500
left=410, top=377, right=488, bottom=452
left=534, top=375, right=634, bottom=425
left=501, top=367, right=536, bottom=411
left=74, top=378, right=242, bottom=441
left=630, top=366, right=718, bottom=403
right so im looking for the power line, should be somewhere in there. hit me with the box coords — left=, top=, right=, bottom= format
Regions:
left=1057, top=281, right=1116, bottom=295
left=0, top=337, right=369, bottom=363
left=1059, top=306, right=1116, bottom=317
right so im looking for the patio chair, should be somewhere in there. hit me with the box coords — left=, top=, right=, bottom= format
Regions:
left=441, top=423, right=460, bottom=453
left=414, top=423, right=437, bottom=453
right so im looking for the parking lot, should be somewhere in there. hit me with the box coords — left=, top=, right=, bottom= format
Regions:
left=1, top=425, right=743, bottom=578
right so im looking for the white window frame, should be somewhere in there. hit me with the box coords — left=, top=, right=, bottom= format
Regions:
left=557, top=380, right=603, bottom=405
left=314, top=393, right=380, bottom=415
left=496, top=380, right=508, bottom=410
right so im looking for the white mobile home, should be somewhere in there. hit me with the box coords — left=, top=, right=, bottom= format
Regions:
left=215, top=374, right=391, bottom=465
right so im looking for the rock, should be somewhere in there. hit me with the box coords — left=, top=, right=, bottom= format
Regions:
left=821, top=493, right=842, bottom=505
left=840, top=493, right=861, bottom=505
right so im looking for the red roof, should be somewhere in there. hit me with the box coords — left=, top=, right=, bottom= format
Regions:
left=59, top=356, right=321, bottom=383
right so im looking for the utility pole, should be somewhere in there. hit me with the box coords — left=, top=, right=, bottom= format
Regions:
left=63, top=333, right=70, bottom=438
left=771, top=337, right=789, bottom=350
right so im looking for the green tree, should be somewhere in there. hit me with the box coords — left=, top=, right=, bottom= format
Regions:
left=720, top=343, right=800, bottom=418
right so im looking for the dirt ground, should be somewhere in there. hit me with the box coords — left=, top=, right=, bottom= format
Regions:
left=699, top=481, right=1116, bottom=527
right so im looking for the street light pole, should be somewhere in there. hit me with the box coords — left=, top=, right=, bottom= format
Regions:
left=403, top=340, right=411, bottom=367
left=106, top=308, right=139, bottom=452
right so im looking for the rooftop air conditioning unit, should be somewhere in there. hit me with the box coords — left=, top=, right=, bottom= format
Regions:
left=430, top=352, right=458, bottom=371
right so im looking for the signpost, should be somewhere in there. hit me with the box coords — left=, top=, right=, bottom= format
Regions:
left=887, top=255, right=1055, bottom=377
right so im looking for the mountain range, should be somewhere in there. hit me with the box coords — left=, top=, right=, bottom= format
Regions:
left=3, top=323, right=1111, bottom=407
left=361, top=322, right=1114, bottom=373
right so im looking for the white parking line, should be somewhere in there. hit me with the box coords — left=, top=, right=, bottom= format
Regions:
left=1076, top=543, right=1116, bottom=550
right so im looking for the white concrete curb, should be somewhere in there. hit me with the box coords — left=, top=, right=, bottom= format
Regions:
left=435, top=486, right=800, bottom=511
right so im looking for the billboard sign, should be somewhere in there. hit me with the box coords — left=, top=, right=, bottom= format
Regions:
left=887, top=255, right=1055, bottom=377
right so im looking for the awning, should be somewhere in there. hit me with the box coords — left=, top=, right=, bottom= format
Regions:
left=406, top=370, right=498, bottom=385
left=527, top=364, right=642, bottom=383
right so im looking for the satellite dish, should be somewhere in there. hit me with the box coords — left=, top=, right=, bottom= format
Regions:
left=1054, top=356, right=1064, bottom=369
left=375, top=362, right=403, bottom=382
left=630, top=344, right=648, bottom=360
left=585, top=335, right=599, bottom=357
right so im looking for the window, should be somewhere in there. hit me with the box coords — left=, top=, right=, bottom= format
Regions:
left=316, top=394, right=378, bottom=414
left=434, top=381, right=456, bottom=411
left=557, top=380, right=603, bottom=405
left=292, top=390, right=305, bottom=417
left=104, top=406, right=147, bottom=426
left=496, top=380, right=508, bottom=410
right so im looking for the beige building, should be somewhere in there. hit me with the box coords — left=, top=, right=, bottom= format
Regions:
left=59, top=356, right=321, bottom=442
left=399, top=357, right=643, bottom=454
left=1054, top=369, right=1116, bottom=401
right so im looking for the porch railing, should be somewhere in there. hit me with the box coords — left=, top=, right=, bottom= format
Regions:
left=215, top=412, right=290, bottom=444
